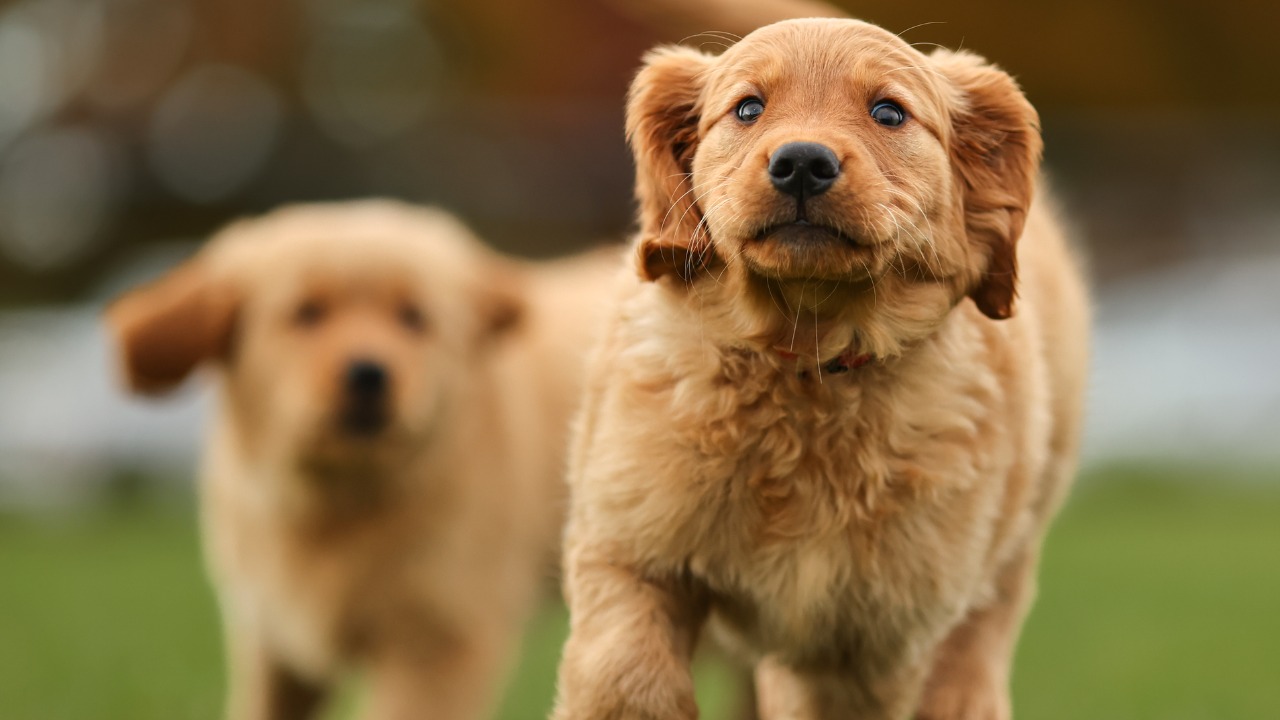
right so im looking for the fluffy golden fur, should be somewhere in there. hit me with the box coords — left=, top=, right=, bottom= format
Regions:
left=106, top=200, right=616, bottom=720
left=554, top=19, right=1089, bottom=720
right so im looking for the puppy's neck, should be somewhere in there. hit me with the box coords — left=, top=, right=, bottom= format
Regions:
left=676, top=264, right=957, bottom=365
left=743, top=273, right=867, bottom=360
left=679, top=269, right=867, bottom=362
left=229, top=435, right=441, bottom=533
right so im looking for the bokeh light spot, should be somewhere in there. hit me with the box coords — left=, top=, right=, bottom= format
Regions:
left=146, top=64, right=282, bottom=204
left=0, top=127, right=120, bottom=270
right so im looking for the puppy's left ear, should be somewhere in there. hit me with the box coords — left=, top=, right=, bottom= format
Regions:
left=626, top=45, right=716, bottom=283
left=932, top=49, right=1042, bottom=320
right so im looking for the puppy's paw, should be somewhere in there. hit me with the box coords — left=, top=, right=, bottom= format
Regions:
left=552, top=694, right=698, bottom=720
left=553, top=663, right=699, bottom=720
left=915, top=670, right=1011, bottom=720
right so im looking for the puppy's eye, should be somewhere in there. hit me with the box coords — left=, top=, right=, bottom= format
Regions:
left=735, top=97, right=765, bottom=124
left=398, top=303, right=428, bottom=333
left=870, top=101, right=906, bottom=127
left=293, top=299, right=327, bottom=328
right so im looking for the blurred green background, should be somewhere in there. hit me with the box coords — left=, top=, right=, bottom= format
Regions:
left=1, top=0, right=1278, bottom=717
left=3, top=466, right=1277, bottom=719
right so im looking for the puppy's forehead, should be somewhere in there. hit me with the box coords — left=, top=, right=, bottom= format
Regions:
left=222, top=233, right=438, bottom=308
left=722, top=19, right=918, bottom=75
left=709, top=19, right=943, bottom=119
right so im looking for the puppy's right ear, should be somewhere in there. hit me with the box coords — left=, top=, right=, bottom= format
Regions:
left=471, top=258, right=525, bottom=348
left=931, top=49, right=1042, bottom=321
left=104, top=260, right=237, bottom=396
left=626, top=45, right=715, bottom=283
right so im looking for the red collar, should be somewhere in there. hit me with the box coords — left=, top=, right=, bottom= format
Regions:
left=775, top=349, right=874, bottom=375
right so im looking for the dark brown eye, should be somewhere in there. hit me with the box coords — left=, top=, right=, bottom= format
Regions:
left=871, top=101, right=906, bottom=127
left=293, top=299, right=327, bottom=328
left=398, top=302, right=427, bottom=333
left=735, top=97, right=765, bottom=124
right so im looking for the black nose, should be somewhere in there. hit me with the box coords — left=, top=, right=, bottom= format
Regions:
left=345, top=360, right=387, bottom=398
left=768, top=142, right=840, bottom=199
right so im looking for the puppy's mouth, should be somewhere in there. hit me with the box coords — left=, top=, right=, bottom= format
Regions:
left=340, top=403, right=389, bottom=437
left=740, top=217, right=879, bottom=282
left=752, top=220, right=861, bottom=248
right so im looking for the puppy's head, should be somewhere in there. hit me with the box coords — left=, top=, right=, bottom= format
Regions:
left=106, top=202, right=521, bottom=471
left=627, top=19, right=1040, bottom=357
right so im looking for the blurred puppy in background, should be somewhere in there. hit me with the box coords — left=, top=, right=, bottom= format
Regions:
left=106, top=200, right=615, bottom=720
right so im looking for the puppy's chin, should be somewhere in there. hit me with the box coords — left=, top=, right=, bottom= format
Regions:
left=737, top=223, right=880, bottom=282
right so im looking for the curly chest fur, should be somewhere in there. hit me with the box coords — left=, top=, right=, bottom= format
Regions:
left=601, top=347, right=1017, bottom=661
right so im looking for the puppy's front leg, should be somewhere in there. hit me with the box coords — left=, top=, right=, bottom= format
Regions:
left=916, top=549, right=1038, bottom=720
left=755, top=655, right=929, bottom=720
left=360, top=631, right=508, bottom=720
left=224, top=630, right=328, bottom=720
left=553, top=546, right=708, bottom=720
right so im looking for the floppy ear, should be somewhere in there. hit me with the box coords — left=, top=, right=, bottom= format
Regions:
left=932, top=49, right=1042, bottom=320
left=471, top=258, right=525, bottom=347
left=625, top=45, right=715, bottom=282
left=104, top=260, right=238, bottom=395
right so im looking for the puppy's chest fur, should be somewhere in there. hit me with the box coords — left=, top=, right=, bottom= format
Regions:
left=203, top=449, right=471, bottom=679
left=209, top=478, right=419, bottom=674
left=600, top=334, right=1016, bottom=662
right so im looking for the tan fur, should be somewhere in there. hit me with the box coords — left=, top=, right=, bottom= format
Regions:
left=554, top=19, right=1089, bottom=720
left=106, top=200, right=617, bottom=720
left=605, top=0, right=844, bottom=40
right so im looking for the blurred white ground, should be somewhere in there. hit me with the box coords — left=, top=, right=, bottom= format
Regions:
left=0, top=307, right=208, bottom=507
left=1084, top=252, right=1280, bottom=465
left=1, top=253, right=1278, bottom=508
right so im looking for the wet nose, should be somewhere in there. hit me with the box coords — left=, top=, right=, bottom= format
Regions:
left=345, top=360, right=387, bottom=398
left=768, top=142, right=840, bottom=199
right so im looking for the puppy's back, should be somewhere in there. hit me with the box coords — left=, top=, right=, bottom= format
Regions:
left=499, top=245, right=626, bottom=564
left=1011, top=191, right=1091, bottom=520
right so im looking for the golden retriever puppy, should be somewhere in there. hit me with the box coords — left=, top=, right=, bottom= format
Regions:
left=106, top=200, right=613, bottom=720
left=553, top=18, right=1089, bottom=720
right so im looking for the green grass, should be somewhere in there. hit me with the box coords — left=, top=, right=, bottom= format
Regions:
left=0, top=467, right=1277, bottom=719
left=1014, top=467, right=1280, bottom=720
left=0, top=502, right=221, bottom=719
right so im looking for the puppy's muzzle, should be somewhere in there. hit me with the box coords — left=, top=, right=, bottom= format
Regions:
left=768, top=142, right=840, bottom=200
left=341, top=359, right=390, bottom=436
